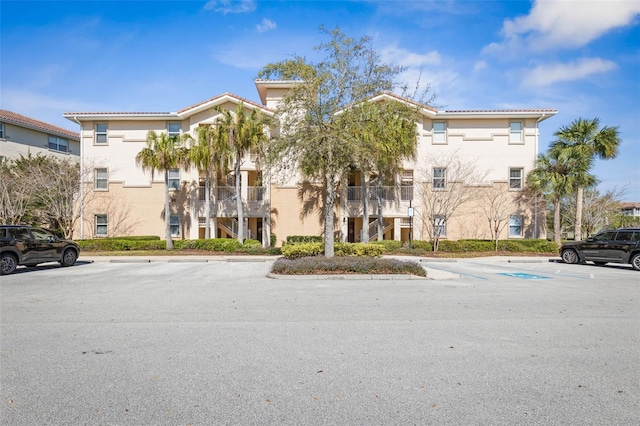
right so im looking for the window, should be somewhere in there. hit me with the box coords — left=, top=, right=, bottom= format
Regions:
left=614, top=231, right=638, bottom=241
left=96, top=124, right=108, bottom=144
left=0, top=122, right=4, bottom=138
left=592, top=231, right=615, bottom=241
left=170, top=214, right=180, bottom=237
left=168, top=169, right=180, bottom=190
left=510, top=121, right=523, bottom=143
left=401, top=170, right=413, bottom=201
left=433, top=167, right=446, bottom=190
left=48, top=136, right=68, bottom=152
left=434, top=215, right=446, bottom=237
left=433, top=121, right=446, bottom=144
left=95, top=215, right=108, bottom=236
left=95, top=168, right=108, bottom=190
left=509, top=168, right=523, bottom=189
left=168, top=123, right=181, bottom=139
left=509, top=215, right=523, bottom=237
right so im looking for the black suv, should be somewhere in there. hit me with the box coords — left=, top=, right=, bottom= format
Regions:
left=560, top=228, right=640, bottom=271
left=0, top=225, right=80, bottom=275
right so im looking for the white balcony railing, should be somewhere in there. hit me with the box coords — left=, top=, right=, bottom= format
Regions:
left=347, top=186, right=407, bottom=202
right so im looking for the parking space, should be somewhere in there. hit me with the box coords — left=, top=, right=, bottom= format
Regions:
left=1, top=258, right=639, bottom=425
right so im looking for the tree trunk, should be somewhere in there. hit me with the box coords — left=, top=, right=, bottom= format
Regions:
left=574, top=186, right=583, bottom=241
left=324, top=174, right=336, bottom=258
left=361, top=172, right=369, bottom=242
left=376, top=174, right=384, bottom=241
left=164, top=170, right=174, bottom=250
left=235, top=155, right=243, bottom=243
left=204, top=169, right=211, bottom=239
left=553, top=195, right=561, bottom=246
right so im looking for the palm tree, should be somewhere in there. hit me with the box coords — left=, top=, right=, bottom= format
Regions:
left=350, top=100, right=418, bottom=242
left=135, top=130, right=189, bottom=249
left=214, top=102, right=267, bottom=243
left=553, top=118, right=620, bottom=240
left=190, top=124, right=232, bottom=239
left=527, top=144, right=592, bottom=245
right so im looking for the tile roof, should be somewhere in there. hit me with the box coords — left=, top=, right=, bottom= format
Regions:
left=444, top=109, right=557, bottom=113
left=0, top=109, right=80, bottom=140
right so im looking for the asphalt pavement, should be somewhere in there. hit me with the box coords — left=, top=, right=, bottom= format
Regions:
left=1, top=256, right=638, bottom=425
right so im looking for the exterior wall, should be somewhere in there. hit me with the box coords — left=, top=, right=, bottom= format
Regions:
left=0, top=121, right=80, bottom=161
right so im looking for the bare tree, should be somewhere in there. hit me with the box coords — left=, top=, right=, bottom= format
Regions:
left=480, top=184, right=514, bottom=250
left=0, top=159, right=36, bottom=224
left=415, top=151, right=488, bottom=251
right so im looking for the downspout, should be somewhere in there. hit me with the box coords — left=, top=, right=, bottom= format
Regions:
left=533, top=113, right=547, bottom=239
left=72, top=116, right=84, bottom=239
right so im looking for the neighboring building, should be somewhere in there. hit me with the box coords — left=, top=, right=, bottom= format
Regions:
left=620, top=202, right=640, bottom=218
left=0, top=110, right=80, bottom=161
left=64, top=81, right=556, bottom=244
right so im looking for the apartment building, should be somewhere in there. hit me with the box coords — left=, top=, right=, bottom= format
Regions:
left=0, top=110, right=80, bottom=161
left=64, top=81, right=556, bottom=245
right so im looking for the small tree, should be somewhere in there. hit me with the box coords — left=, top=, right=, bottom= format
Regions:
left=259, top=27, right=414, bottom=257
left=552, top=118, right=620, bottom=240
left=190, top=123, right=232, bottom=239
left=213, top=102, right=267, bottom=243
left=416, top=152, right=488, bottom=251
left=136, top=130, right=189, bottom=250
left=527, top=144, right=590, bottom=245
left=480, top=185, right=514, bottom=251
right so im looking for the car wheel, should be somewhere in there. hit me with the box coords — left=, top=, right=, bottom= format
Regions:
left=561, top=249, right=579, bottom=264
left=631, top=253, right=640, bottom=271
left=60, top=249, right=77, bottom=267
left=0, top=253, right=18, bottom=275
left=593, top=261, right=607, bottom=266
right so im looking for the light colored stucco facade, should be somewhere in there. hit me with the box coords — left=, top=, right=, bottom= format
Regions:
left=64, top=82, right=556, bottom=245
left=0, top=110, right=80, bottom=161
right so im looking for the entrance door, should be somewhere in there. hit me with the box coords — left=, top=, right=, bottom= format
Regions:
left=348, top=219, right=355, bottom=243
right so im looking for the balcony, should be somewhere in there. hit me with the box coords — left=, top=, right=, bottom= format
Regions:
left=346, top=186, right=413, bottom=202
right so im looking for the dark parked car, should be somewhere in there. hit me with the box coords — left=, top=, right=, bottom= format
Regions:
left=0, top=225, right=80, bottom=275
left=560, top=228, right=640, bottom=271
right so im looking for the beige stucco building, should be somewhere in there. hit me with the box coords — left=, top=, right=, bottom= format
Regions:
left=0, top=110, right=80, bottom=161
left=64, top=81, right=556, bottom=245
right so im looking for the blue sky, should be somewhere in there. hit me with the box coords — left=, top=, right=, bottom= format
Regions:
left=2, top=0, right=639, bottom=201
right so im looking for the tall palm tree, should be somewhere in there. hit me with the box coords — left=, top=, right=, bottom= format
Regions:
left=553, top=118, right=620, bottom=240
left=214, top=102, right=267, bottom=243
left=527, top=144, right=592, bottom=245
left=135, top=130, right=189, bottom=250
left=190, top=124, right=232, bottom=239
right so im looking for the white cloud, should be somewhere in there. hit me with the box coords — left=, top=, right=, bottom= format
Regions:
left=524, top=57, right=618, bottom=87
left=256, top=18, right=276, bottom=33
left=487, top=0, right=640, bottom=54
left=204, top=0, right=256, bottom=14
left=473, top=60, right=487, bottom=72
left=380, top=45, right=441, bottom=67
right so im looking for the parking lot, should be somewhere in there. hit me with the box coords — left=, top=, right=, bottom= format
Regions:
left=1, top=257, right=638, bottom=425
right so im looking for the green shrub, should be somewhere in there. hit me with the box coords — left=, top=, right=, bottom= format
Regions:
left=77, top=239, right=166, bottom=251
left=371, top=240, right=403, bottom=251
left=270, top=233, right=277, bottom=247
left=335, top=242, right=385, bottom=257
left=281, top=242, right=323, bottom=258
left=174, top=238, right=243, bottom=252
left=410, top=240, right=433, bottom=251
left=242, top=239, right=261, bottom=247
left=271, top=256, right=426, bottom=277
left=285, top=235, right=323, bottom=244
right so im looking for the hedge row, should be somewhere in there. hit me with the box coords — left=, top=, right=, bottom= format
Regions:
left=272, top=256, right=426, bottom=277
left=78, top=238, right=262, bottom=252
left=281, top=242, right=385, bottom=259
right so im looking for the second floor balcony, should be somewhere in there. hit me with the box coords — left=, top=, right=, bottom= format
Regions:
left=346, top=185, right=414, bottom=202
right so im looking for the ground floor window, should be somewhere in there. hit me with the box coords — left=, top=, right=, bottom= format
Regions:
left=170, top=214, right=180, bottom=237
left=434, top=215, right=446, bottom=237
left=509, top=215, right=523, bottom=237
left=95, top=214, right=108, bottom=236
